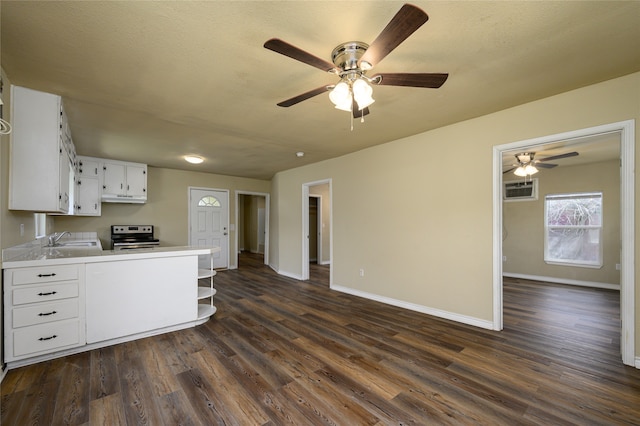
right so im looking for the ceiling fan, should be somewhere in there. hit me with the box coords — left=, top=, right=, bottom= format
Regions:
left=504, top=151, right=579, bottom=176
left=263, top=3, right=448, bottom=119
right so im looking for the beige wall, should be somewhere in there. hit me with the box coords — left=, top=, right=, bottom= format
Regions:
left=271, top=72, right=639, bottom=349
left=503, top=160, right=620, bottom=285
left=53, top=167, right=270, bottom=268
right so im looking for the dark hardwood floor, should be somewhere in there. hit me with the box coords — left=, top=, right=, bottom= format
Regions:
left=2, top=253, right=639, bottom=425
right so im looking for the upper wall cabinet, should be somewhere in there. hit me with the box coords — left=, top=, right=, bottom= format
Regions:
left=75, top=156, right=102, bottom=216
left=102, top=160, right=147, bottom=203
left=9, top=85, right=75, bottom=214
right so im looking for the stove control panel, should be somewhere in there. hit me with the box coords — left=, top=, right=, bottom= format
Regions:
left=111, top=225, right=153, bottom=235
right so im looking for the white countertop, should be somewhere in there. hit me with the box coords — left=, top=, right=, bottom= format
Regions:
left=2, top=234, right=220, bottom=269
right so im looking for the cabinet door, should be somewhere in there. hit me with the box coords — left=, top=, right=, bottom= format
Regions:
left=78, top=158, right=100, bottom=178
left=75, top=177, right=101, bottom=216
left=58, top=146, right=71, bottom=213
left=102, top=162, right=126, bottom=196
left=9, top=85, right=67, bottom=212
left=85, top=257, right=197, bottom=343
left=125, top=165, right=147, bottom=197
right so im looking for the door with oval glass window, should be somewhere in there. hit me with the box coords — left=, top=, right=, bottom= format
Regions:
left=189, top=188, right=229, bottom=269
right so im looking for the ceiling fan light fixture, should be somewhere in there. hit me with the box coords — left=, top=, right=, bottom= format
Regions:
left=513, top=164, right=539, bottom=177
left=329, top=81, right=350, bottom=105
left=513, top=166, right=527, bottom=177
left=352, top=78, right=375, bottom=110
left=334, top=97, right=354, bottom=112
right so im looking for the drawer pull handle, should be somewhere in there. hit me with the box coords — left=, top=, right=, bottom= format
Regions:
left=37, top=273, right=57, bottom=277
left=38, top=311, right=58, bottom=316
left=38, top=291, right=58, bottom=296
left=38, top=335, right=58, bottom=341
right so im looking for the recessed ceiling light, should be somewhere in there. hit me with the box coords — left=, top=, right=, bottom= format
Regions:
left=184, top=155, right=204, bottom=164
left=296, top=151, right=304, bottom=158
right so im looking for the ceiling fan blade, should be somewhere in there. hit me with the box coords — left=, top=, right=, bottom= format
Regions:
left=353, top=105, right=370, bottom=119
left=503, top=167, right=516, bottom=174
left=277, top=86, right=329, bottom=107
left=264, top=38, right=336, bottom=72
left=372, top=73, right=448, bottom=88
left=358, top=4, right=429, bottom=68
left=535, top=162, right=557, bottom=169
left=536, top=151, right=579, bottom=162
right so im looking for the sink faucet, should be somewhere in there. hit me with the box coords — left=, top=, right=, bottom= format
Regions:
left=48, top=231, right=71, bottom=247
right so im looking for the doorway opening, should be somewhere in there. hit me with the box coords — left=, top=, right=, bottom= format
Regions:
left=302, top=179, right=332, bottom=285
left=235, top=191, right=269, bottom=268
left=493, top=120, right=635, bottom=366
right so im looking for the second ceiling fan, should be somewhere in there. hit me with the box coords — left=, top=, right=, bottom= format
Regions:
left=504, top=151, right=580, bottom=176
left=264, top=3, right=448, bottom=118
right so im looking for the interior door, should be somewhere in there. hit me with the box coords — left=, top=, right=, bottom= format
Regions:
left=190, top=188, right=229, bottom=269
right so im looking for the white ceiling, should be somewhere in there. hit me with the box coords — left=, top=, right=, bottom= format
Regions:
left=2, top=1, right=639, bottom=180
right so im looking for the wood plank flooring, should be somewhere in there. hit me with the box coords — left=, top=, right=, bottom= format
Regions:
left=2, top=253, right=639, bottom=425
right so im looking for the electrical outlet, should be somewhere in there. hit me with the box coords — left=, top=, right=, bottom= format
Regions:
left=616, top=263, right=621, bottom=270
left=20, top=223, right=24, bottom=236
left=502, top=256, right=507, bottom=262
left=359, top=268, right=365, bottom=277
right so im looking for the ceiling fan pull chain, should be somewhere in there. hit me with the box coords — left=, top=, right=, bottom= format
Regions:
left=350, top=112, right=354, bottom=131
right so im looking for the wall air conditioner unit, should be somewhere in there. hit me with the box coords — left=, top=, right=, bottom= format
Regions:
left=503, top=179, right=538, bottom=202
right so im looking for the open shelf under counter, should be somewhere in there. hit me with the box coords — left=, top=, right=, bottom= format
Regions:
left=196, top=304, right=217, bottom=324
left=198, top=269, right=217, bottom=279
left=197, top=286, right=217, bottom=300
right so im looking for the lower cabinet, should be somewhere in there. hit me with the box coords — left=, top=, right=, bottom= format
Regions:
left=85, top=256, right=197, bottom=343
left=3, top=250, right=211, bottom=367
left=3, top=264, right=85, bottom=362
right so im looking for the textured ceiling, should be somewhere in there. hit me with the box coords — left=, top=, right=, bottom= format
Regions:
left=2, top=1, right=639, bottom=180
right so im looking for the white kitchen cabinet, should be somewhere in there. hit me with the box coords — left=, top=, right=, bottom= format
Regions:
left=85, top=256, right=197, bottom=343
left=102, top=160, right=147, bottom=203
left=75, top=176, right=101, bottom=216
left=8, top=85, right=76, bottom=213
left=3, top=264, right=85, bottom=362
left=196, top=251, right=217, bottom=324
left=77, top=156, right=101, bottom=178
left=75, top=156, right=102, bottom=216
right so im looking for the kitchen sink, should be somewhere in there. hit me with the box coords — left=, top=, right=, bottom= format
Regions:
left=53, top=240, right=99, bottom=248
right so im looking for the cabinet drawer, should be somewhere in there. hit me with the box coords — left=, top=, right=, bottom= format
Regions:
left=13, top=282, right=78, bottom=305
left=12, top=299, right=79, bottom=328
left=11, top=265, right=78, bottom=285
left=12, top=320, right=81, bottom=357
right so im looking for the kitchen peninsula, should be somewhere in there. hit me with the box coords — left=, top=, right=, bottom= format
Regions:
left=2, top=233, right=219, bottom=369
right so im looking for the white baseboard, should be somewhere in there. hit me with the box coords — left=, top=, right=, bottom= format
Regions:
left=503, top=272, right=620, bottom=290
left=330, top=284, right=494, bottom=330
left=270, top=264, right=303, bottom=280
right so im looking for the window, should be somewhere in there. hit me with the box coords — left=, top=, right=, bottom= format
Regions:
left=34, top=213, right=47, bottom=238
left=544, top=192, right=603, bottom=268
left=198, top=195, right=220, bottom=207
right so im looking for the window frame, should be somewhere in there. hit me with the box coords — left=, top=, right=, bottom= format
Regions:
left=34, top=213, right=47, bottom=238
left=543, top=192, right=603, bottom=268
